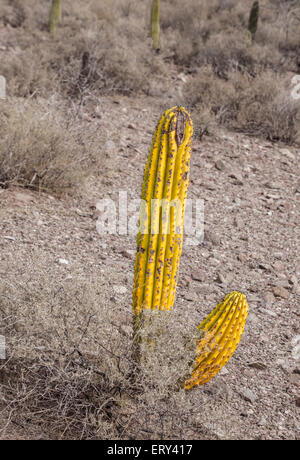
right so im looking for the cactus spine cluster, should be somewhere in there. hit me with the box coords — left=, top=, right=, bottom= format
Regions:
left=151, top=0, right=160, bottom=51
left=248, top=1, right=259, bottom=42
left=133, top=107, right=193, bottom=316
left=185, top=291, right=248, bottom=389
left=49, top=0, right=62, bottom=35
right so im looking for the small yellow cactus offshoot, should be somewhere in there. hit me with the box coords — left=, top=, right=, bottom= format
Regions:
left=185, top=291, right=248, bottom=389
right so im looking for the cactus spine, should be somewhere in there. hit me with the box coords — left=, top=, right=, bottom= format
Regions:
left=151, top=0, right=160, bottom=51
left=133, top=107, right=193, bottom=317
left=248, top=1, right=259, bottom=42
left=49, top=0, right=62, bottom=35
left=185, top=291, right=248, bottom=389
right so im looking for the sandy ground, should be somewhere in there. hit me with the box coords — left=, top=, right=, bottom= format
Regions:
left=0, top=95, right=299, bottom=439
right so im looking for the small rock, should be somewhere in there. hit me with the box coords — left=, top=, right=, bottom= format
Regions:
left=215, top=160, right=226, bottom=171
left=104, top=140, right=116, bottom=152
left=258, top=417, right=267, bottom=427
left=184, top=291, right=198, bottom=302
left=258, top=263, right=271, bottom=271
left=273, top=286, right=289, bottom=299
left=229, top=172, right=243, bottom=185
left=120, top=324, right=132, bottom=337
left=239, top=388, right=258, bottom=404
left=289, top=374, right=300, bottom=388
left=179, top=275, right=190, bottom=288
left=296, top=398, right=300, bottom=408
left=242, top=368, right=256, bottom=378
left=291, top=335, right=300, bottom=361
left=203, top=182, right=216, bottom=191
left=59, top=258, right=69, bottom=265
left=127, top=123, right=136, bottom=130
left=248, top=294, right=261, bottom=303
left=205, top=231, right=220, bottom=245
left=191, top=270, right=207, bottom=282
left=280, top=148, right=295, bottom=161
left=264, top=181, right=282, bottom=190
left=120, top=249, right=133, bottom=259
left=248, top=362, right=267, bottom=370
left=289, top=275, right=298, bottom=285
left=3, top=236, right=15, bottom=241
left=248, top=313, right=259, bottom=324
left=237, top=252, right=247, bottom=262
left=216, top=272, right=233, bottom=285
left=259, top=308, right=277, bottom=318
left=219, top=367, right=229, bottom=376
left=274, top=278, right=290, bottom=289
left=292, top=284, right=300, bottom=295
left=184, top=236, right=203, bottom=246
left=260, top=332, right=271, bottom=342
left=233, top=217, right=244, bottom=230
left=277, top=359, right=290, bottom=373
left=75, top=208, right=91, bottom=217
left=263, top=292, right=275, bottom=306
left=204, top=381, right=230, bottom=399
left=272, top=260, right=285, bottom=272
left=113, top=285, right=128, bottom=295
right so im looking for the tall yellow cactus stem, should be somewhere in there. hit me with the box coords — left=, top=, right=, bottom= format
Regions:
left=49, top=0, right=62, bottom=35
left=133, top=107, right=193, bottom=317
left=151, top=0, right=160, bottom=51
left=185, top=291, right=248, bottom=389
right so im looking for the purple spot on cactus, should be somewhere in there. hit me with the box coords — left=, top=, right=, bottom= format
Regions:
left=182, top=172, right=188, bottom=181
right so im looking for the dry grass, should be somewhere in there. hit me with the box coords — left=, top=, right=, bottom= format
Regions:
left=0, top=0, right=165, bottom=98
left=0, top=98, right=102, bottom=194
left=186, top=67, right=299, bottom=143
left=0, top=253, right=204, bottom=440
left=1, top=0, right=299, bottom=143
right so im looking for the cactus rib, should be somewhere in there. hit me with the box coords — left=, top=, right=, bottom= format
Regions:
left=133, top=107, right=193, bottom=315
left=185, top=291, right=248, bottom=389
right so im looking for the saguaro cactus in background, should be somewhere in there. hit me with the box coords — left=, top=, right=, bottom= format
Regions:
left=133, top=107, right=193, bottom=317
left=248, top=1, right=259, bottom=42
left=49, top=0, right=62, bottom=35
left=151, top=0, right=160, bottom=51
left=185, top=291, right=248, bottom=389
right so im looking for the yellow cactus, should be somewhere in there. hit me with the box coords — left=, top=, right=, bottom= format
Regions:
left=133, top=107, right=193, bottom=316
left=49, top=0, right=62, bottom=35
left=185, top=291, right=248, bottom=389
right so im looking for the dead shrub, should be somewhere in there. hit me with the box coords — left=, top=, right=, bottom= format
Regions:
left=0, top=253, right=205, bottom=440
left=185, top=67, right=299, bottom=143
left=0, top=98, right=102, bottom=194
left=0, top=0, right=165, bottom=98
